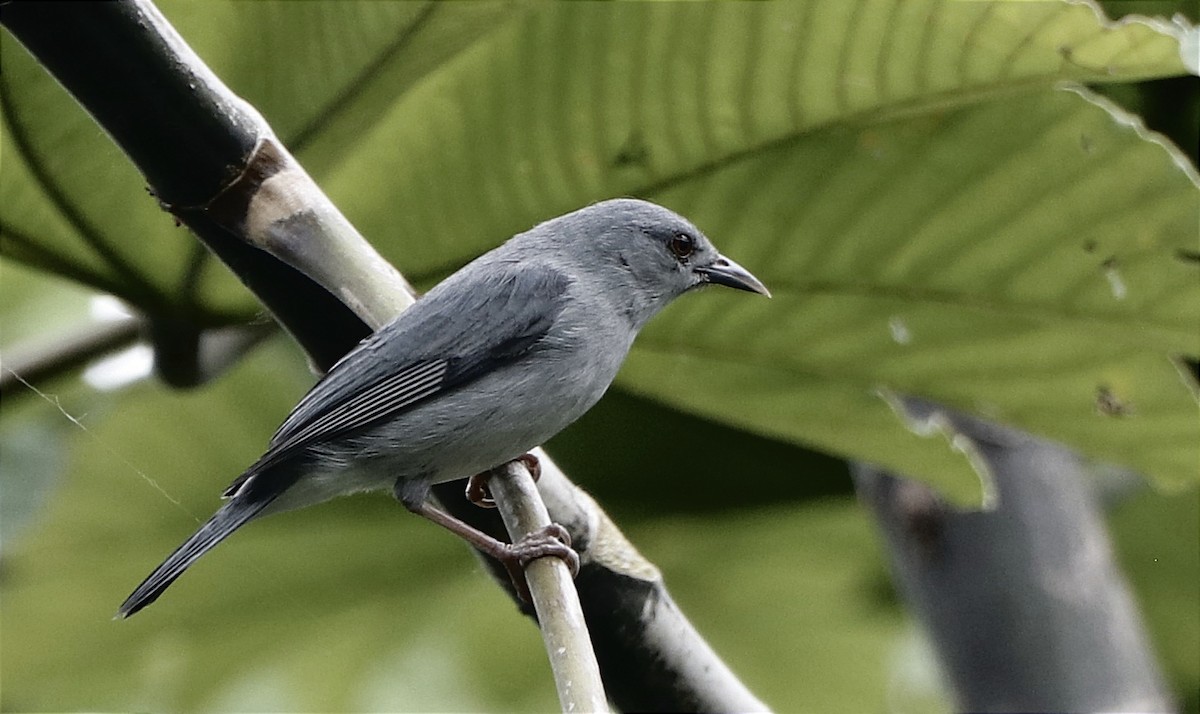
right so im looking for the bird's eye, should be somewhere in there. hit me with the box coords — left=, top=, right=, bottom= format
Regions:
left=669, top=233, right=695, bottom=260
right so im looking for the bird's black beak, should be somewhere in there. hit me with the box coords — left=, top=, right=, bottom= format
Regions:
left=698, top=255, right=771, bottom=297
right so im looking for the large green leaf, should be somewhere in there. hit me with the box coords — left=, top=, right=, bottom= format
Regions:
left=620, top=87, right=1200, bottom=503
left=4, top=0, right=1196, bottom=503
left=330, top=0, right=1194, bottom=274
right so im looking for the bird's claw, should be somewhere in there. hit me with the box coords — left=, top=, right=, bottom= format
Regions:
left=502, top=523, right=579, bottom=603
left=465, top=453, right=542, bottom=509
left=465, top=471, right=496, bottom=508
left=512, top=523, right=577, bottom=571
left=515, top=453, right=542, bottom=481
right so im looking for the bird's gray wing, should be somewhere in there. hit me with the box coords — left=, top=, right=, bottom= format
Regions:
left=266, top=262, right=573, bottom=459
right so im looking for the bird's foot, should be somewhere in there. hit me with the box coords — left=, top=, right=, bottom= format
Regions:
left=500, top=523, right=580, bottom=603
left=465, top=453, right=542, bottom=508
left=516, top=452, right=542, bottom=480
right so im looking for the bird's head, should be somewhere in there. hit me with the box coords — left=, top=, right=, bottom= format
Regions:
left=549, top=198, right=769, bottom=327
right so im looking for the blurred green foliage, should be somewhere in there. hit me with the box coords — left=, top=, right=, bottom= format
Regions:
left=1, top=0, right=1197, bottom=711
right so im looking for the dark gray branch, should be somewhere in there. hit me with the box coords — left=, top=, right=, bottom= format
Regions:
left=0, top=0, right=253, bottom=204
left=0, top=315, right=142, bottom=397
left=1, top=0, right=371, bottom=371
left=854, top=399, right=1172, bottom=713
left=0, top=314, right=279, bottom=398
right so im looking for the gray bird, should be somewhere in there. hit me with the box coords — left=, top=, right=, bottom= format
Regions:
left=119, top=198, right=769, bottom=617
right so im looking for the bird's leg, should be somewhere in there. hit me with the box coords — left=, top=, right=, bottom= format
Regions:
left=395, top=470, right=577, bottom=603
left=407, top=502, right=579, bottom=603
left=465, top=453, right=541, bottom=508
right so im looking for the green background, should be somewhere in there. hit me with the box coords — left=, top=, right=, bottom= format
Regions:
left=1, top=1, right=1197, bottom=711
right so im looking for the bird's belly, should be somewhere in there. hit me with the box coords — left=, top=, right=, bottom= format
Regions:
left=349, top=346, right=620, bottom=485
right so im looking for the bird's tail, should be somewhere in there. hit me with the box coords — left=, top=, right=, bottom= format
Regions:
left=117, top=495, right=273, bottom=618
